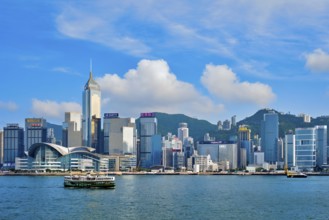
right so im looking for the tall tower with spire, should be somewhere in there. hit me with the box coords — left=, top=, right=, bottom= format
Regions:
left=82, top=68, right=101, bottom=150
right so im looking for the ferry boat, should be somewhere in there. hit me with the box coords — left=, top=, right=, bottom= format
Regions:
left=286, top=171, right=307, bottom=178
left=64, top=174, right=115, bottom=188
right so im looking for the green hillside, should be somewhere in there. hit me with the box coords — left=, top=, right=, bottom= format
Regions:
left=136, top=112, right=217, bottom=141
left=238, top=109, right=329, bottom=139
left=155, top=112, right=217, bottom=141
left=50, top=109, right=329, bottom=144
left=153, top=109, right=329, bottom=142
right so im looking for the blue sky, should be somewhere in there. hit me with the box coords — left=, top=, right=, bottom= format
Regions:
left=1, top=1, right=329, bottom=127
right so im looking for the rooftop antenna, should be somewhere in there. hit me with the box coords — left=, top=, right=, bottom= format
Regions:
left=90, top=58, right=93, bottom=73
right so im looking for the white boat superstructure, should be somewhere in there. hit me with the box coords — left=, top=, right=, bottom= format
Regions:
left=64, top=174, right=115, bottom=188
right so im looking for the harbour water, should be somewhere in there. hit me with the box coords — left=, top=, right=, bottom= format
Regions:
left=0, top=175, right=328, bottom=220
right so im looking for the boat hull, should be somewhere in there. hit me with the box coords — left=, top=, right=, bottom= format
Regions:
left=287, top=172, right=307, bottom=178
left=287, top=175, right=307, bottom=178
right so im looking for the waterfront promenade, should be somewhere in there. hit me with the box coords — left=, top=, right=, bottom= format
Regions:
left=1, top=170, right=328, bottom=176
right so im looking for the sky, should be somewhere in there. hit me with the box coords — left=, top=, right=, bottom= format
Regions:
left=1, top=0, right=329, bottom=128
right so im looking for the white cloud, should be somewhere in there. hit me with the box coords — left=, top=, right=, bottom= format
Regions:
left=31, top=99, right=81, bottom=119
left=201, top=64, right=276, bottom=106
left=96, top=59, right=224, bottom=120
left=56, top=5, right=150, bottom=57
left=0, top=101, right=18, bottom=111
left=52, top=67, right=82, bottom=76
left=52, top=67, right=71, bottom=73
left=305, top=49, right=329, bottom=73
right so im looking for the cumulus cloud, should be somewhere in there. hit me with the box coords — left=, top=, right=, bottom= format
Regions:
left=0, top=101, right=18, bottom=111
left=305, top=49, right=329, bottom=73
left=96, top=59, right=224, bottom=119
left=201, top=64, right=275, bottom=106
left=31, top=99, right=81, bottom=119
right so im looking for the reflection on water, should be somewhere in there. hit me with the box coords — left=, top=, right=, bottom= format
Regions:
left=1, top=175, right=329, bottom=219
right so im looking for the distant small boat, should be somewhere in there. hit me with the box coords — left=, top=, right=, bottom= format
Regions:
left=286, top=171, right=307, bottom=178
left=64, top=174, right=115, bottom=188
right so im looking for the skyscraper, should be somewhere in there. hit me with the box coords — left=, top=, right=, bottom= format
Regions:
left=25, top=118, right=47, bottom=151
left=238, top=125, right=252, bottom=167
left=82, top=71, right=101, bottom=148
left=103, top=113, right=137, bottom=155
left=62, top=112, right=82, bottom=147
left=315, top=125, right=327, bottom=168
left=294, top=125, right=327, bottom=171
left=0, top=130, right=3, bottom=165
left=3, top=124, right=24, bottom=169
left=295, top=127, right=316, bottom=171
left=137, top=113, right=157, bottom=168
left=178, top=123, right=189, bottom=143
left=231, top=115, right=237, bottom=127
left=261, top=111, right=279, bottom=163
left=284, top=130, right=295, bottom=168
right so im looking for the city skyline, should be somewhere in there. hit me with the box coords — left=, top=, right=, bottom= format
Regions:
left=2, top=1, right=329, bottom=127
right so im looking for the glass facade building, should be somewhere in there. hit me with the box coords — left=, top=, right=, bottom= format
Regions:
left=82, top=72, right=101, bottom=148
left=261, top=112, right=279, bottom=163
left=284, top=132, right=295, bottom=168
left=178, top=123, right=189, bottom=143
left=3, top=124, right=24, bottom=168
left=0, top=130, right=3, bottom=165
left=27, top=143, right=104, bottom=171
left=295, top=127, right=316, bottom=171
left=197, top=141, right=237, bottom=170
left=315, top=125, right=327, bottom=167
left=197, top=141, right=220, bottom=163
left=238, top=126, right=253, bottom=167
left=138, top=113, right=157, bottom=168
left=25, top=118, right=47, bottom=151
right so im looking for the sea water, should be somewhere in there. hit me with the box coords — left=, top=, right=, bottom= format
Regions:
left=0, top=175, right=328, bottom=220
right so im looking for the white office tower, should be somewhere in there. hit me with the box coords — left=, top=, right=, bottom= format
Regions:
left=295, top=127, right=316, bottom=171
left=82, top=71, right=101, bottom=147
left=103, top=113, right=137, bottom=155
left=63, top=112, right=82, bottom=147
left=178, top=123, right=189, bottom=143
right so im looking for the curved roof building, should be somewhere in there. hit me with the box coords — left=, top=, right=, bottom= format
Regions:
left=28, top=143, right=95, bottom=157
left=27, top=143, right=104, bottom=171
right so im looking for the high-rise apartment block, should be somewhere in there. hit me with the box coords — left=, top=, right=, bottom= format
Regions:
left=103, top=113, right=136, bottom=155
left=3, top=124, right=24, bottom=168
left=261, top=111, right=279, bottom=163
left=82, top=72, right=101, bottom=148
left=62, top=112, right=82, bottom=147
